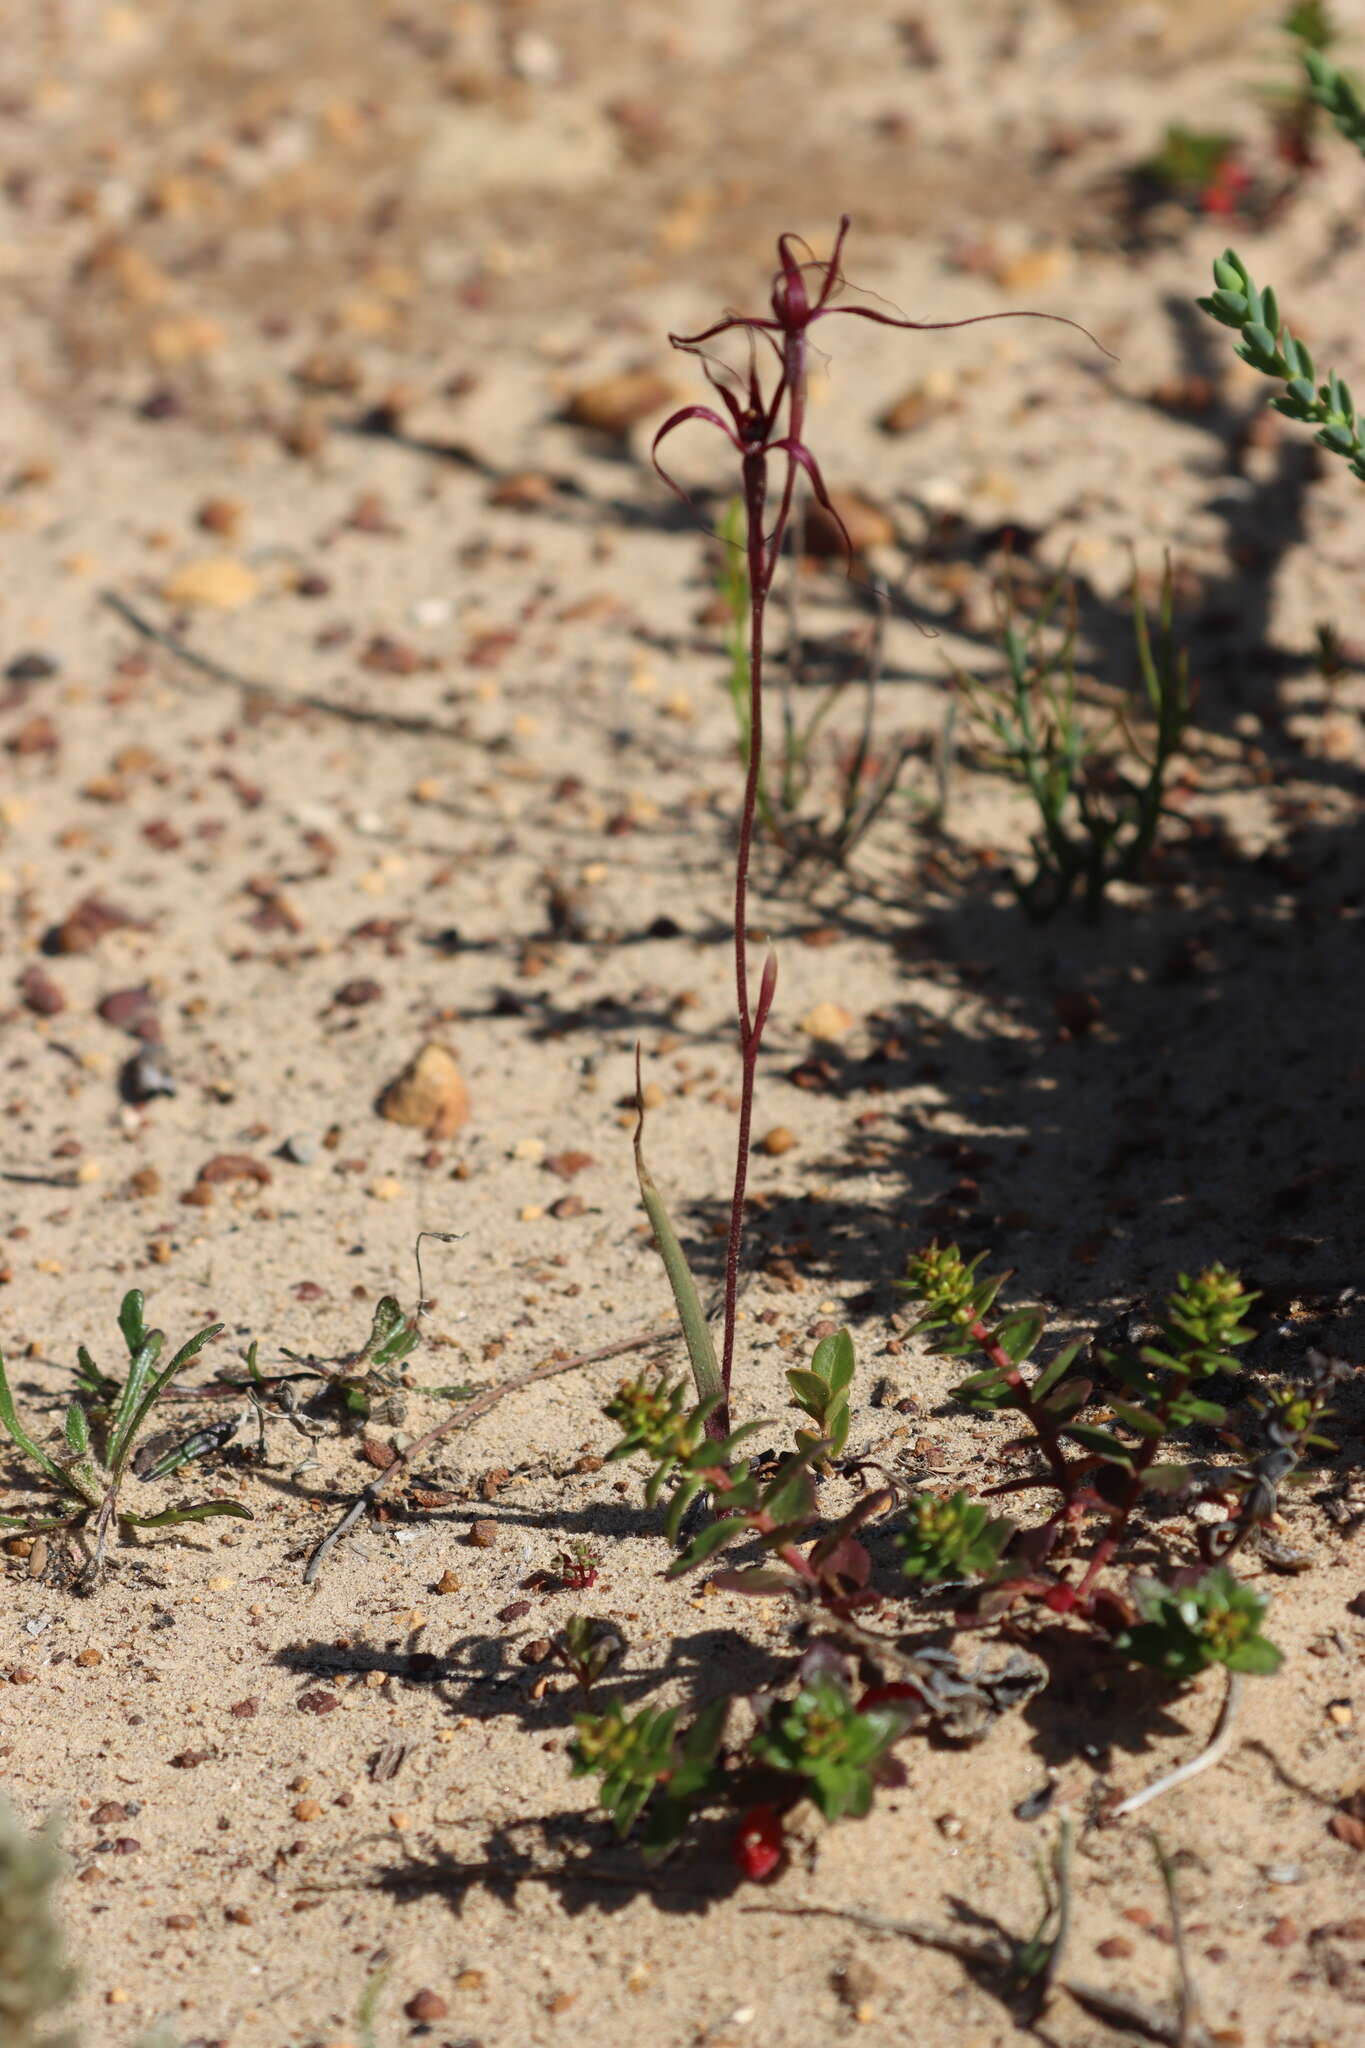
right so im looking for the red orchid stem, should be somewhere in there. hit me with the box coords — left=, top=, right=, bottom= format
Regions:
left=721, top=438, right=784, bottom=1412
left=669, top=218, right=1103, bottom=1433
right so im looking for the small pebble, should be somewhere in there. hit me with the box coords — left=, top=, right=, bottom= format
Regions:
left=121, top=1050, right=175, bottom=1104
left=404, top=1988, right=449, bottom=2022
left=467, top=1520, right=499, bottom=1549
left=799, top=1000, right=854, bottom=1041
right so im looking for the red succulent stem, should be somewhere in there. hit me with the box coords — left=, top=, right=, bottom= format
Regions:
left=1073, top=1374, right=1187, bottom=1603
left=703, top=1457, right=820, bottom=1587
left=966, top=1316, right=1079, bottom=1509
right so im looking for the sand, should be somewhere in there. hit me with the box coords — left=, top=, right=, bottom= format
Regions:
left=2, top=2, right=1364, bottom=2043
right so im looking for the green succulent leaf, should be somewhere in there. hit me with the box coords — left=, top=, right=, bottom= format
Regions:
left=993, top=1309, right=1046, bottom=1365
left=667, top=1511, right=749, bottom=1577
left=1031, top=1341, right=1083, bottom=1400
left=1107, top=1399, right=1166, bottom=1439
left=1062, top=1424, right=1136, bottom=1465
left=759, top=1457, right=819, bottom=1529
left=810, top=1328, right=855, bottom=1397
left=1200, top=252, right=1365, bottom=484
left=363, top=1297, right=420, bottom=1371
left=62, top=1402, right=91, bottom=1457
left=633, top=1077, right=723, bottom=1411
left=109, top=1321, right=224, bottom=1475
left=786, top=1368, right=829, bottom=1412
left=950, top=1367, right=1012, bottom=1413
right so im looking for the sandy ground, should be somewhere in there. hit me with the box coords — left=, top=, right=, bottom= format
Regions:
left=2, top=2, right=1365, bottom=2043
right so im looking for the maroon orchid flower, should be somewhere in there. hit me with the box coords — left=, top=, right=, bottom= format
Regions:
left=645, top=218, right=1098, bottom=1426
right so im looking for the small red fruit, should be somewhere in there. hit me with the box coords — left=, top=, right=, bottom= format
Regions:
left=733, top=1804, right=784, bottom=1881
left=1201, top=158, right=1251, bottom=218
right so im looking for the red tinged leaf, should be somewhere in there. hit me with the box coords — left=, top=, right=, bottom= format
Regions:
left=855, top=1682, right=925, bottom=1716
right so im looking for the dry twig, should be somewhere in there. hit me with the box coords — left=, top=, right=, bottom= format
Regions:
left=1111, top=1671, right=1241, bottom=1819
left=100, top=589, right=468, bottom=742
left=302, top=1323, right=670, bottom=1584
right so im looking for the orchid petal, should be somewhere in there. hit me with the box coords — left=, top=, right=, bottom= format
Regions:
left=669, top=315, right=782, bottom=348
left=765, top=435, right=853, bottom=570
left=650, top=405, right=744, bottom=517
left=817, top=304, right=1116, bottom=359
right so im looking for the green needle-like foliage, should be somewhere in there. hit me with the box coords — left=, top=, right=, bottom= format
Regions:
left=955, top=561, right=1190, bottom=920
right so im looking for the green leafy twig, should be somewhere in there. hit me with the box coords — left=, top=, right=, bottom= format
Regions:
left=569, top=1695, right=730, bottom=1861
left=900, top=1243, right=1083, bottom=1508
left=1199, top=249, right=1365, bottom=482
left=747, top=1676, right=910, bottom=1821
left=1303, top=43, right=1365, bottom=154
left=896, top=1489, right=1014, bottom=1586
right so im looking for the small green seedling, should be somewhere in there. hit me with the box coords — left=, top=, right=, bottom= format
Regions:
left=569, top=1694, right=730, bottom=1861
left=0, top=1289, right=252, bottom=1587
left=551, top=1614, right=620, bottom=1696
left=786, top=1325, right=855, bottom=1458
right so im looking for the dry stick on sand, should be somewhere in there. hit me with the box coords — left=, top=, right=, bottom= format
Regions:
left=302, top=1324, right=669, bottom=1585
left=747, top=1902, right=1214, bottom=2048
left=100, top=589, right=469, bottom=742
left=1111, top=1670, right=1242, bottom=1819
